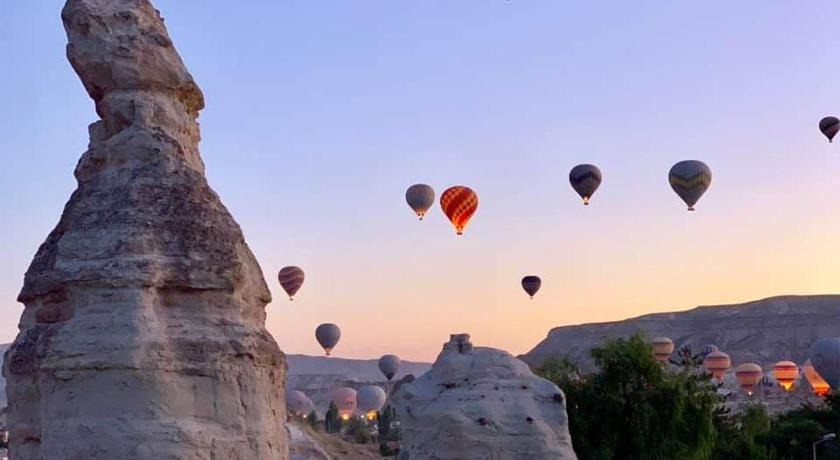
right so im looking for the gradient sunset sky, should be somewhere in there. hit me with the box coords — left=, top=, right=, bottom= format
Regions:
left=2, top=1, right=840, bottom=361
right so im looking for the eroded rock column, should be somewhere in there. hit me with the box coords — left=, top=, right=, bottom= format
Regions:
left=393, top=334, right=577, bottom=459
left=2, top=1, right=288, bottom=458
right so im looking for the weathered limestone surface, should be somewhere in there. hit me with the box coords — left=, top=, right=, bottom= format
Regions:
left=2, top=1, right=288, bottom=458
left=393, top=334, right=577, bottom=460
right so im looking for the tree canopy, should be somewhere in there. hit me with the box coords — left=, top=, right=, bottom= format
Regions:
left=536, top=332, right=840, bottom=460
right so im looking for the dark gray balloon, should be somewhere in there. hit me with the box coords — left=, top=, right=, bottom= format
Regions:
left=521, top=276, right=542, bottom=299
left=569, top=164, right=602, bottom=205
left=378, top=354, right=401, bottom=381
left=820, top=116, right=840, bottom=143
left=699, top=344, right=718, bottom=358
left=669, top=160, right=712, bottom=211
left=316, top=323, right=341, bottom=356
left=760, top=374, right=776, bottom=388
left=808, top=337, right=840, bottom=389
left=406, top=184, right=436, bottom=220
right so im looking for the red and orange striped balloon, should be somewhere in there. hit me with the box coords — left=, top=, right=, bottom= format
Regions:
left=440, top=186, right=478, bottom=235
left=772, top=361, right=798, bottom=391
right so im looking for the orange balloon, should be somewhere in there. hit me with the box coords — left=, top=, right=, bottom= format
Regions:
left=734, top=363, right=763, bottom=395
left=703, top=351, right=731, bottom=380
left=772, top=361, right=798, bottom=391
left=440, top=186, right=478, bottom=235
left=651, top=337, right=674, bottom=362
left=803, top=359, right=831, bottom=396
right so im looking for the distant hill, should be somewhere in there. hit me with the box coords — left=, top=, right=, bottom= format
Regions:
left=522, top=295, right=840, bottom=369
left=286, top=354, right=430, bottom=381
left=286, top=354, right=431, bottom=414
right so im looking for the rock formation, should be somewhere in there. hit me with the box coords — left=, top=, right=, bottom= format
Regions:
left=392, top=334, right=577, bottom=459
left=1, top=1, right=287, bottom=458
left=523, top=295, right=840, bottom=369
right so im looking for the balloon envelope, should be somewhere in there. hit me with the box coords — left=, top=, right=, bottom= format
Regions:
left=760, top=374, right=776, bottom=388
left=330, top=387, right=357, bottom=418
left=569, top=164, right=602, bottom=205
left=668, top=160, right=711, bottom=211
left=440, top=186, right=478, bottom=235
left=278, top=266, right=305, bottom=300
left=803, top=359, right=831, bottom=396
left=808, top=338, right=840, bottom=389
left=286, top=390, right=312, bottom=416
left=735, top=363, right=763, bottom=394
left=703, top=351, right=731, bottom=380
left=521, top=276, right=542, bottom=299
left=316, top=323, right=341, bottom=356
left=357, top=385, right=387, bottom=415
left=820, top=116, right=840, bottom=143
left=378, top=354, right=401, bottom=381
left=772, top=361, right=798, bottom=391
left=699, top=344, right=718, bottom=358
left=406, top=184, right=435, bottom=220
left=652, top=337, right=674, bottom=362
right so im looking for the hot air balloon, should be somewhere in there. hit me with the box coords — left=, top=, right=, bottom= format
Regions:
left=809, top=338, right=840, bottom=389
left=330, top=387, right=357, bottom=419
left=286, top=390, right=312, bottom=416
left=406, top=184, right=436, bottom=220
left=357, top=386, right=387, bottom=419
left=772, top=361, right=798, bottom=391
left=569, top=164, right=602, bottom=205
left=703, top=351, right=731, bottom=380
left=652, top=337, right=674, bottom=362
left=699, top=344, right=718, bottom=358
left=521, top=276, right=542, bottom=299
left=440, top=186, right=478, bottom=235
left=668, top=160, right=711, bottom=211
left=735, top=363, right=763, bottom=395
left=760, top=374, right=776, bottom=389
left=278, top=266, right=305, bottom=300
left=803, top=359, right=831, bottom=396
left=316, top=323, right=341, bottom=356
left=820, top=116, right=840, bottom=143
left=378, top=354, right=401, bottom=381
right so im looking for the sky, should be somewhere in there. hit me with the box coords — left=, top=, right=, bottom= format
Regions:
left=2, top=1, right=840, bottom=362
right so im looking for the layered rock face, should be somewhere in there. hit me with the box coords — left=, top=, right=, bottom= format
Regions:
left=2, top=1, right=287, bottom=458
left=523, top=295, right=840, bottom=369
left=393, top=334, right=577, bottom=460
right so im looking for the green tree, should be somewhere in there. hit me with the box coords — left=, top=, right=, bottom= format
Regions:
left=536, top=332, right=719, bottom=460
left=324, top=401, right=341, bottom=434
left=760, top=398, right=839, bottom=459
left=378, top=405, right=393, bottom=440
left=307, top=409, right=319, bottom=430
left=711, top=403, right=773, bottom=460
left=346, top=416, right=370, bottom=444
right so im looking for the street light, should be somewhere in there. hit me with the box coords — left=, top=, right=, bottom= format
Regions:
left=813, top=433, right=836, bottom=460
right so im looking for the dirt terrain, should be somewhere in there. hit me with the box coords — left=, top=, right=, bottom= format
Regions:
left=289, top=421, right=381, bottom=460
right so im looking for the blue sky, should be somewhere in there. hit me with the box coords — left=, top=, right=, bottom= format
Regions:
left=2, top=1, right=840, bottom=360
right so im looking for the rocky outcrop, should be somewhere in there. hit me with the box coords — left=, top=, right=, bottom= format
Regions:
left=393, top=334, right=577, bottom=460
left=522, top=295, right=840, bottom=369
left=1, top=1, right=287, bottom=459
left=0, top=343, right=8, bottom=408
